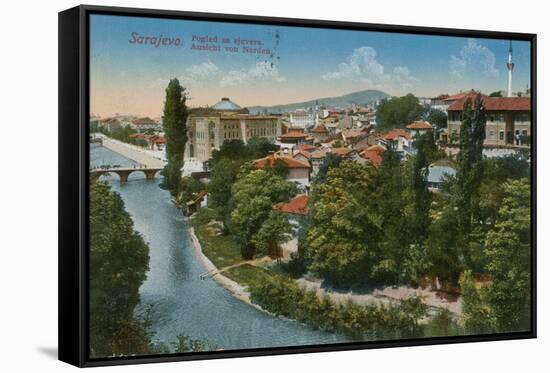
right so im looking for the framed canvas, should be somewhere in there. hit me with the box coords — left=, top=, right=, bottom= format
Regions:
left=58, top=4, right=537, bottom=367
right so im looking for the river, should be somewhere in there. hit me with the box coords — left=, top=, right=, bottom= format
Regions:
left=90, top=144, right=350, bottom=351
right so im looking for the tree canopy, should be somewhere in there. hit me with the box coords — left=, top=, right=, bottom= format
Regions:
left=230, top=169, right=298, bottom=258
left=89, top=181, right=150, bottom=357
left=376, top=94, right=424, bottom=131
left=162, top=78, right=188, bottom=196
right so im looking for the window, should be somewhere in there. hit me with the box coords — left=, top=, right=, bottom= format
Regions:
left=489, top=130, right=495, bottom=139
left=499, top=131, right=504, bottom=140
left=522, top=130, right=528, bottom=136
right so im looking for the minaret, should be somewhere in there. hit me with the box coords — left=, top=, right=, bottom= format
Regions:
left=507, top=41, right=514, bottom=97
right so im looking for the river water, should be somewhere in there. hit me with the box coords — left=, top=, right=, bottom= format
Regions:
left=90, top=145, right=350, bottom=351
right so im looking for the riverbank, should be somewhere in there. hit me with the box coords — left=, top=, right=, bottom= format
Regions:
left=296, top=278, right=463, bottom=316
left=187, top=227, right=276, bottom=315
left=101, top=136, right=166, bottom=168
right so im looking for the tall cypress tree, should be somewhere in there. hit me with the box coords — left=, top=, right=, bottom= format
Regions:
left=162, top=79, right=188, bottom=196
left=411, top=132, right=436, bottom=243
left=456, top=94, right=486, bottom=232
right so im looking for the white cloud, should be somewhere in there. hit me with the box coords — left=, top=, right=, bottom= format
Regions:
left=159, top=60, right=287, bottom=88
left=321, top=46, right=417, bottom=92
left=179, top=60, right=221, bottom=86
left=220, top=61, right=286, bottom=87
left=449, top=39, right=499, bottom=79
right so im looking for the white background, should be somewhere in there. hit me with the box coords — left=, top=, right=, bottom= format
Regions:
left=0, top=0, right=547, bottom=371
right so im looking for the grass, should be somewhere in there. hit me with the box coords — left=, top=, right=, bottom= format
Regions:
left=224, top=264, right=282, bottom=288
left=190, top=208, right=291, bottom=291
left=190, top=209, right=243, bottom=268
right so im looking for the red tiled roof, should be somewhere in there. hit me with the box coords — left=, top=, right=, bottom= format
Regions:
left=331, top=147, right=354, bottom=157
left=442, top=90, right=478, bottom=102
left=310, top=124, right=329, bottom=133
left=384, top=128, right=412, bottom=141
left=447, top=94, right=531, bottom=112
left=152, top=136, right=166, bottom=144
left=253, top=154, right=311, bottom=169
left=360, top=145, right=385, bottom=168
left=273, top=195, right=308, bottom=216
left=293, top=150, right=313, bottom=159
left=295, top=144, right=317, bottom=152
left=310, top=149, right=329, bottom=159
left=407, top=121, right=433, bottom=130
left=279, top=131, right=308, bottom=139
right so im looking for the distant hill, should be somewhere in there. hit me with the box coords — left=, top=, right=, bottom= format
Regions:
left=248, top=89, right=390, bottom=114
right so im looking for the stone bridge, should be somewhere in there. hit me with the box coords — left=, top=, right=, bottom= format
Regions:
left=90, top=167, right=163, bottom=183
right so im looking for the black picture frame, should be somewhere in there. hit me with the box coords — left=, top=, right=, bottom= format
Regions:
left=59, top=4, right=537, bottom=367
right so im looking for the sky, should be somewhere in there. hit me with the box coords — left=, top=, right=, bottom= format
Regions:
left=90, top=14, right=531, bottom=118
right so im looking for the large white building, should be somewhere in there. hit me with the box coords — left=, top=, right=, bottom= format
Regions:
left=185, top=98, right=282, bottom=162
left=289, top=109, right=316, bottom=129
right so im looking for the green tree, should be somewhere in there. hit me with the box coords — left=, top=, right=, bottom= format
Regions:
left=211, top=139, right=248, bottom=163
left=230, top=169, right=298, bottom=258
left=376, top=94, right=424, bottom=131
left=306, top=160, right=381, bottom=287
left=424, top=108, right=448, bottom=131
left=460, top=179, right=531, bottom=334
left=175, top=176, right=204, bottom=206
left=484, top=178, right=531, bottom=332
left=246, top=137, right=279, bottom=159
left=207, top=158, right=244, bottom=223
left=489, top=91, right=503, bottom=97
left=456, top=94, right=486, bottom=232
left=89, top=181, right=151, bottom=357
left=162, top=79, right=188, bottom=196
left=251, top=210, right=293, bottom=258
left=410, top=133, right=437, bottom=244
left=314, top=153, right=343, bottom=184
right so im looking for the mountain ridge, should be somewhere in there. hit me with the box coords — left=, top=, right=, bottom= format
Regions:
left=247, top=89, right=390, bottom=114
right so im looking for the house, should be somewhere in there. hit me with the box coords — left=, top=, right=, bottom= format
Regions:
left=295, top=143, right=317, bottom=152
left=289, top=109, right=315, bottom=129
left=273, top=194, right=309, bottom=217
left=184, top=191, right=208, bottom=216
left=292, top=150, right=313, bottom=163
left=277, top=131, right=311, bottom=149
left=380, top=129, right=413, bottom=159
left=309, top=124, right=330, bottom=143
left=338, top=115, right=354, bottom=130
left=253, top=154, right=311, bottom=188
left=353, top=133, right=381, bottom=152
left=98, top=117, right=122, bottom=132
left=406, top=121, right=433, bottom=138
left=309, top=148, right=330, bottom=176
left=130, top=117, right=160, bottom=132
left=273, top=194, right=309, bottom=258
left=341, top=128, right=368, bottom=145
left=447, top=93, right=531, bottom=146
left=427, top=164, right=456, bottom=192
left=359, top=145, right=385, bottom=168
left=330, top=147, right=357, bottom=158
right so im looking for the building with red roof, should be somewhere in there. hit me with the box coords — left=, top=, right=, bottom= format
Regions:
left=310, top=124, right=330, bottom=143
left=406, top=121, right=433, bottom=138
left=253, top=154, right=311, bottom=188
left=447, top=93, right=531, bottom=146
left=360, top=145, right=385, bottom=168
left=273, top=194, right=309, bottom=216
left=379, top=129, right=413, bottom=159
